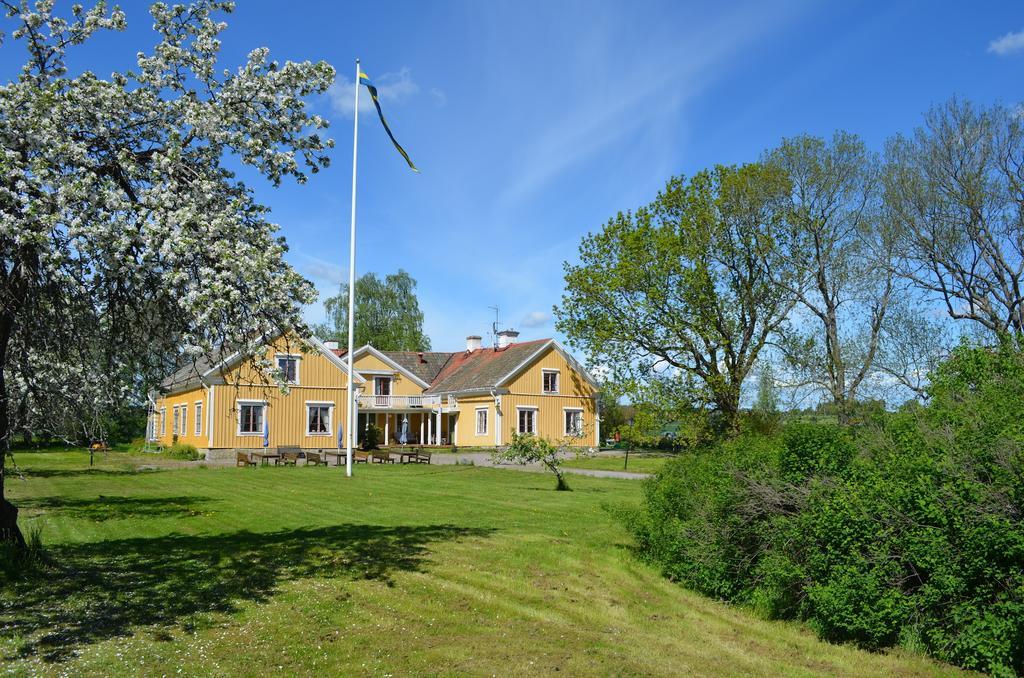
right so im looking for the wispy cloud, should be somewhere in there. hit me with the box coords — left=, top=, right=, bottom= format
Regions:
left=327, top=67, right=420, bottom=118
left=294, top=252, right=346, bottom=288
left=429, top=87, right=447, bottom=107
left=521, top=310, right=551, bottom=328
left=988, top=28, right=1024, bottom=56
left=490, top=4, right=799, bottom=210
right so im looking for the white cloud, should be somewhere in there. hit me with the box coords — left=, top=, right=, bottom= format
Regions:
left=521, top=310, right=551, bottom=327
left=294, top=252, right=345, bottom=287
left=327, top=67, right=420, bottom=118
left=988, top=28, right=1024, bottom=56
left=429, top=88, right=447, bottom=107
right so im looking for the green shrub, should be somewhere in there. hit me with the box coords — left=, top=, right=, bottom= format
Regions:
left=360, top=424, right=382, bottom=451
left=627, top=356, right=1024, bottom=675
left=163, top=442, right=199, bottom=460
left=779, top=422, right=854, bottom=482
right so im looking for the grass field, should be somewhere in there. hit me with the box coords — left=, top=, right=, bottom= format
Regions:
left=563, top=453, right=671, bottom=474
left=0, top=449, right=958, bottom=676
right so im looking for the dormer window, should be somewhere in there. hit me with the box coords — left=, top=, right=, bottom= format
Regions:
left=276, top=354, right=300, bottom=384
left=542, top=369, right=560, bottom=394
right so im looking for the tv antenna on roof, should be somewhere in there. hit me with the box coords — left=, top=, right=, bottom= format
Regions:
left=488, top=305, right=501, bottom=350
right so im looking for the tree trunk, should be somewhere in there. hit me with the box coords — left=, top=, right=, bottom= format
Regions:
left=0, top=312, right=25, bottom=548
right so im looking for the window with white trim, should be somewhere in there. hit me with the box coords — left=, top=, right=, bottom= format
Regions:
left=517, top=407, right=538, bottom=434
left=195, top=401, right=203, bottom=435
left=475, top=408, right=488, bottom=436
left=276, top=354, right=299, bottom=384
left=307, top=403, right=332, bottom=435
left=172, top=406, right=180, bottom=435
left=238, top=402, right=265, bottom=435
left=564, top=409, right=584, bottom=437
left=181, top=404, right=187, bottom=435
left=160, top=408, right=166, bottom=436
left=542, top=369, right=560, bottom=394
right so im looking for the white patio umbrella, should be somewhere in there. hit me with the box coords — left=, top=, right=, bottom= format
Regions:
left=399, top=415, right=409, bottom=445
left=262, top=412, right=270, bottom=449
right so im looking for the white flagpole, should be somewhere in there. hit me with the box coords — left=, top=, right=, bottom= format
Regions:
left=345, top=58, right=360, bottom=478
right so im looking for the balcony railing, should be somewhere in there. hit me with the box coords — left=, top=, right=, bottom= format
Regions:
left=357, top=394, right=442, bottom=409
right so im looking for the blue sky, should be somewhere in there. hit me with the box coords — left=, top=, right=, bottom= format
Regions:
left=4, top=1, right=1022, bottom=351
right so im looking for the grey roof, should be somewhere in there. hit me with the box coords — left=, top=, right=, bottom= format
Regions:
left=380, top=351, right=456, bottom=385
left=423, top=340, right=550, bottom=394
left=158, top=355, right=220, bottom=393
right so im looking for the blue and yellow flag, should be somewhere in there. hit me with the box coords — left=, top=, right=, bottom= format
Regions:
left=359, top=71, right=419, bottom=173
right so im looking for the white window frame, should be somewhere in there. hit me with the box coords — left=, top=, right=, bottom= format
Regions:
left=542, top=368, right=560, bottom=394
left=237, top=400, right=267, bottom=436
left=181, top=404, right=187, bottom=435
left=275, top=353, right=301, bottom=385
left=564, top=407, right=584, bottom=437
left=160, top=408, right=166, bottom=436
left=516, top=406, right=539, bottom=435
left=172, top=406, right=180, bottom=435
left=194, top=400, right=203, bottom=436
left=475, top=407, right=488, bottom=436
left=305, top=401, right=334, bottom=436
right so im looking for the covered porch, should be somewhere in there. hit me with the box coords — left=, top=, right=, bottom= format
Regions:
left=356, top=409, right=457, bottom=447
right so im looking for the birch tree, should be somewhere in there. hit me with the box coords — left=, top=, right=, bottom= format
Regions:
left=0, top=1, right=335, bottom=546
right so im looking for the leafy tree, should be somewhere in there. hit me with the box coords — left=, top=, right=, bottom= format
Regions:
left=754, top=363, right=779, bottom=416
left=557, top=164, right=796, bottom=431
left=884, top=98, right=1024, bottom=339
left=767, top=133, right=897, bottom=422
left=0, top=1, right=334, bottom=545
left=492, top=433, right=574, bottom=491
left=315, top=270, right=431, bottom=351
left=596, top=389, right=625, bottom=440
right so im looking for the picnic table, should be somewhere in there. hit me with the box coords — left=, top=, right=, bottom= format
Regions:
left=251, top=451, right=280, bottom=466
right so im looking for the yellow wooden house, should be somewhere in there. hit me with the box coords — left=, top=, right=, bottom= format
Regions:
left=150, top=329, right=600, bottom=459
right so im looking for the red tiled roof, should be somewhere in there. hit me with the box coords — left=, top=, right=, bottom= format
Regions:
left=335, top=340, right=553, bottom=393
left=423, top=339, right=550, bottom=394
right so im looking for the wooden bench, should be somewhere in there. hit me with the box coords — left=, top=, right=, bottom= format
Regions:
left=323, top=450, right=370, bottom=465
left=236, top=451, right=256, bottom=467
left=306, top=451, right=328, bottom=466
left=279, top=446, right=301, bottom=466
left=371, top=450, right=395, bottom=464
left=413, top=449, right=432, bottom=465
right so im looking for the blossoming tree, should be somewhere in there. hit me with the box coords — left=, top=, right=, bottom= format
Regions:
left=0, top=1, right=336, bottom=545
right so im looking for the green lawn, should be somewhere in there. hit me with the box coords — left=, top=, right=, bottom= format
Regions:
left=0, top=449, right=958, bottom=676
left=564, top=453, right=672, bottom=474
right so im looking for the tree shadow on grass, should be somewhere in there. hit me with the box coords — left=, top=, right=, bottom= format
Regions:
left=17, top=495, right=214, bottom=521
left=17, top=467, right=144, bottom=479
left=1, top=523, right=492, bottom=663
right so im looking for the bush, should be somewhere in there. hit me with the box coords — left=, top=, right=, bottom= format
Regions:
left=627, top=352, right=1024, bottom=675
left=163, top=442, right=199, bottom=460
left=360, top=424, right=382, bottom=451
left=779, top=422, right=854, bottom=482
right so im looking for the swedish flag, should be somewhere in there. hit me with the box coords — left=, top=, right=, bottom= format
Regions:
left=359, top=71, right=419, bottom=173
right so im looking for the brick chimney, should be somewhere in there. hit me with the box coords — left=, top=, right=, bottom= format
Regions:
left=323, top=340, right=339, bottom=350
left=497, top=329, right=520, bottom=349
left=466, top=335, right=482, bottom=352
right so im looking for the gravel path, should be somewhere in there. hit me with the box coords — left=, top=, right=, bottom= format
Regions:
left=429, top=451, right=651, bottom=480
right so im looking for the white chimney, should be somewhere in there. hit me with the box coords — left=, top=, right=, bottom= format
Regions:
left=466, top=335, right=482, bottom=352
left=497, top=329, right=520, bottom=349
left=323, top=340, right=339, bottom=350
